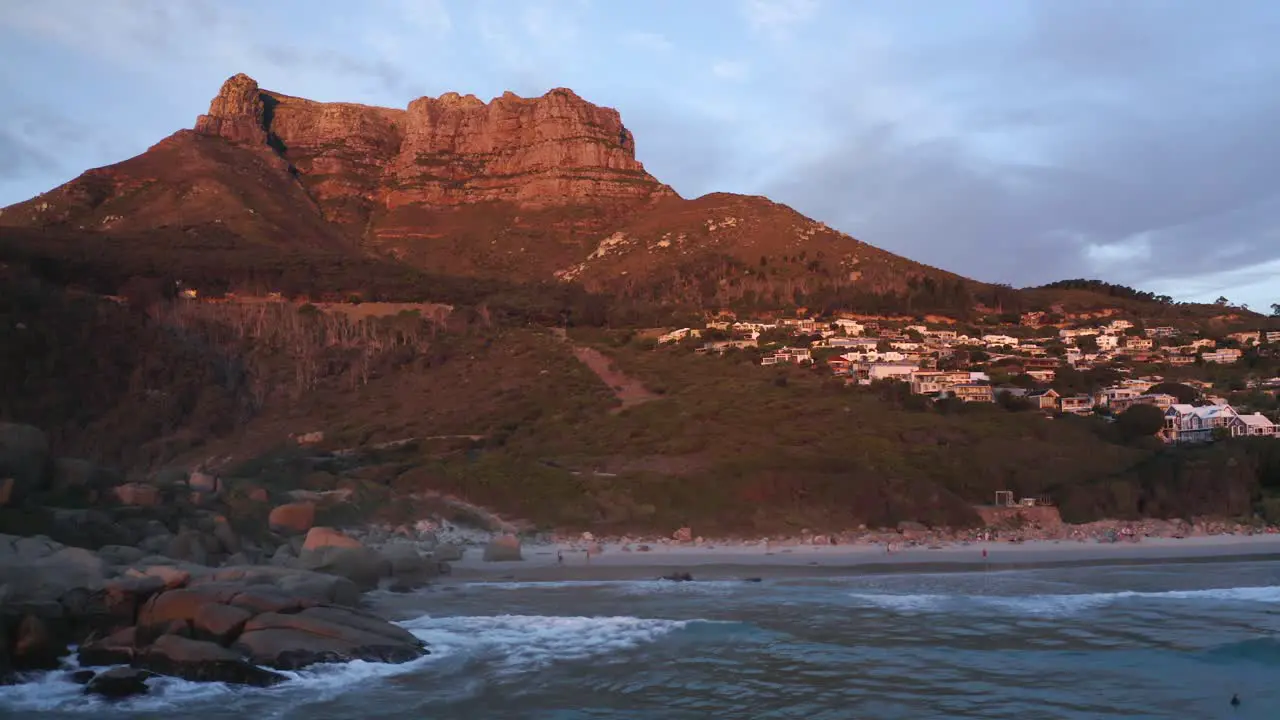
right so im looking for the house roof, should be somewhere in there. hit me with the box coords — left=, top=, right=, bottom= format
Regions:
left=1240, top=414, right=1276, bottom=428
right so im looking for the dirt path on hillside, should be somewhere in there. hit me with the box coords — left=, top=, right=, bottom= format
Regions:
left=551, top=328, right=659, bottom=413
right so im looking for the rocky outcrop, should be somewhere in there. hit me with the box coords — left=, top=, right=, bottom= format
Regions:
left=482, top=534, right=523, bottom=562
left=2, top=534, right=425, bottom=687
left=84, top=667, right=153, bottom=699
left=194, top=73, right=269, bottom=146
left=268, top=501, right=316, bottom=534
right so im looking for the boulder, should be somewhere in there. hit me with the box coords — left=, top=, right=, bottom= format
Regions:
left=197, top=566, right=361, bottom=608
left=193, top=603, right=252, bottom=645
left=78, top=626, right=139, bottom=666
left=296, top=545, right=389, bottom=591
left=212, top=517, right=241, bottom=555
left=188, top=471, right=220, bottom=494
left=125, top=564, right=193, bottom=590
left=672, top=527, right=693, bottom=543
left=12, top=614, right=65, bottom=670
left=140, top=634, right=287, bottom=686
left=268, top=502, right=316, bottom=534
left=84, top=667, right=153, bottom=699
left=69, top=669, right=96, bottom=684
left=380, top=543, right=440, bottom=589
left=99, top=545, right=147, bottom=567
left=301, top=526, right=362, bottom=551
left=113, top=482, right=161, bottom=507
left=0, top=422, right=50, bottom=502
left=165, top=530, right=210, bottom=566
left=482, top=535, right=523, bottom=562
left=233, top=607, right=427, bottom=669
left=270, top=544, right=297, bottom=567
left=430, top=543, right=464, bottom=562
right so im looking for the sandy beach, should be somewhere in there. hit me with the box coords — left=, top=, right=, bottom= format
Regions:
left=443, top=534, right=1280, bottom=582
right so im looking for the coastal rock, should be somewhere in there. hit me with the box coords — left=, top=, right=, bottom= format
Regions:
left=301, top=526, right=362, bottom=551
left=0, top=422, right=50, bottom=502
left=431, top=543, right=464, bottom=562
left=380, top=542, right=440, bottom=588
left=12, top=614, right=65, bottom=670
left=113, top=482, right=161, bottom=507
left=78, top=626, right=138, bottom=666
left=84, top=667, right=153, bottom=699
left=233, top=607, right=427, bottom=669
left=140, top=634, right=286, bottom=686
left=482, top=535, right=523, bottom=562
left=188, top=471, right=220, bottom=494
left=268, top=502, right=316, bottom=534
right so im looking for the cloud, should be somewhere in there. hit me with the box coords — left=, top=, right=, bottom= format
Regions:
left=741, top=0, right=819, bottom=36
left=622, top=31, right=673, bottom=54
left=711, top=60, right=749, bottom=81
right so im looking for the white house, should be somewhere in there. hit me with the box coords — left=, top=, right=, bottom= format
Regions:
left=1096, top=334, right=1121, bottom=350
left=1125, top=337, right=1154, bottom=350
left=1202, top=348, right=1243, bottom=364
left=1161, top=404, right=1241, bottom=443
left=1233, top=413, right=1277, bottom=438
left=659, top=328, right=701, bottom=344
left=909, top=370, right=972, bottom=395
left=1145, top=326, right=1177, bottom=338
left=834, top=319, right=865, bottom=336
left=1105, top=319, right=1134, bottom=333
left=1229, top=331, right=1260, bottom=346
left=760, top=347, right=812, bottom=365
left=982, top=334, right=1020, bottom=347
left=829, top=337, right=880, bottom=350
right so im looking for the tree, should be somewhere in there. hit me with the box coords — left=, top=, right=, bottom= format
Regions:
left=1271, top=302, right=1280, bottom=317
left=1216, top=296, right=1230, bottom=306
left=1148, top=382, right=1199, bottom=404
left=1116, top=404, right=1166, bottom=441
left=1076, top=335, right=1099, bottom=353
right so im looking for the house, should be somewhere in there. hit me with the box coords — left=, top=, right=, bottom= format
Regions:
left=1166, top=355, right=1196, bottom=366
left=1145, top=326, right=1177, bottom=338
left=1095, top=334, right=1120, bottom=350
left=909, top=370, right=972, bottom=395
left=760, top=347, right=812, bottom=365
left=1202, top=348, right=1243, bottom=364
left=852, top=362, right=919, bottom=384
left=1162, top=404, right=1242, bottom=443
left=834, top=319, right=865, bottom=336
left=1021, top=311, right=1045, bottom=326
left=890, top=341, right=922, bottom=351
left=829, top=337, right=880, bottom=350
left=1027, top=388, right=1061, bottom=410
left=1109, top=393, right=1177, bottom=413
left=1229, top=331, right=1260, bottom=346
left=1026, top=369, right=1056, bottom=383
left=1021, top=357, right=1061, bottom=370
left=1095, top=387, right=1142, bottom=408
left=1230, top=413, right=1278, bottom=437
left=659, top=328, right=701, bottom=344
left=944, top=382, right=995, bottom=403
left=1266, top=331, right=1280, bottom=344
left=982, top=334, right=1020, bottom=347
left=1105, top=319, right=1134, bottom=333
left=1125, top=337, right=1154, bottom=350
left=826, top=357, right=852, bottom=375
left=1059, top=395, right=1095, bottom=415
left=925, top=330, right=958, bottom=341
left=697, top=339, right=758, bottom=354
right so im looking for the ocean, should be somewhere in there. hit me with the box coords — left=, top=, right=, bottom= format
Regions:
left=5, top=559, right=1280, bottom=719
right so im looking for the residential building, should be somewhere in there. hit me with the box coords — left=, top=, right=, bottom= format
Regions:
left=697, top=339, right=757, bottom=354
left=760, top=347, right=812, bottom=365
left=1105, top=319, right=1134, bottom=333
left=890, top=341, right=922, bottom=351
left=1021, top=357, right=1061, bottom=370
left=1202, top=348, right=1243, bottom=364
left=659, top=328, right=701, bottom=344
left=1266, top=331, right=1280, bottom=344
left=1166, top=355, right=1196, bottom=366
left=1021, top=311, right=1045, bottom=326
left=1026, top=388, right=1061, bottom=410
left=865, top=362, right=919, bottom=381
left=1145, top=326, right=1177, bottom=338
left=1095, top=387, right=1141, bottom=408
left=1125, top=337, right=1154, bottom=351
left=1229, top=331, right=1260, bottom=346
left=982, top=334, right=1020, bottom=347
left=1026, top=369, right=1056, bottom=383
left=1230, top=413, right=1278, bottom=438
left=1059, top=395, right=1095, bottom=415
left=829, top=337, right=879, bottom=350
left=944, top=382, right=995, bottom=403
left=1096, top=334, right=1120, bottom=350
left=1109, top=393, right=1177, bottom=413
left=909, top=370, right=972, bottom=395
left=833, top=319, right=865, bottom=336
left=1162, top=404, right=1242, bottom=443
left=924, top=329, right=958, bottom=341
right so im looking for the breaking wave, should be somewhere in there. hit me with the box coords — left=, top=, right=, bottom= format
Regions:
left=848, top=585, right=1280, bottom=616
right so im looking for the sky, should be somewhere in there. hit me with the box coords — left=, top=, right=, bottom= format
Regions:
left=2, top=0, right=1278, bottom=310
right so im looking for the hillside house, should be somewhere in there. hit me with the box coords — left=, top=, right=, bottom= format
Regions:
left=890, top=341, right=922, bottom=351
left=1125, top=337, right=1154, bottom=350
left=1231, top=413, right=1278, bottom=437
left=833, top=319, right=865, bottom=336
left=697, top=339, right=758, bottom=354
left=1027, top=388, right=1061, bottom=410
left=1202, top=348, right=1243, bottom=364
left=1105, top=319, right=1134, bottom=333
left=856, top=362, right=919, bottom=384
left=925, top=329, right=959, bottom=341
left=1161, top=404, right=1242, bottom=443
left=1095, top=387, right=1142, bottom=408
left=1026, top=369, right=1056, bottom=383
left=1059, top=395, right=1095, bottom=415
left=760, top=347, right=812, bottom=365
left=909, top=370, right=972, bottom=395
left=1108, top=393, right=1177, bottom=414
left=1021, top=311, right=1045, bottom=326
left=1096, top=334, right=1121, bottom=350
left=1266, top=331, right=1280, bottom=344
left=1145, top=326, right=1177, bottom=338
left=1229, top=331, right=1260, bottom=345
left=982, top=334, right=1020, bottom=347
left=944, top=382, right=995, bottom=403
left=1166, top=355, right=1196, bottom=366
left=829, top=337, right=879, bottom=350
left=659, top=328, right=701, bottom=344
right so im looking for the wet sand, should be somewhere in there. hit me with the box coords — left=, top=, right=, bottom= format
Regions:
left=444, top=534, right=1280, bottom=582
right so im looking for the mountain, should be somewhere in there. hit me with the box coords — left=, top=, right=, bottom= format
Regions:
left=0, top=73, right=968, bottom=304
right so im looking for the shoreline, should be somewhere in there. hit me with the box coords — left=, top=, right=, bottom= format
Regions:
left=441, top=534, right=1280, bottom=583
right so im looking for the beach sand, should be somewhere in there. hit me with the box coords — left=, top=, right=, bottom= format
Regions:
left=444, top=534, right=1280, bottom=582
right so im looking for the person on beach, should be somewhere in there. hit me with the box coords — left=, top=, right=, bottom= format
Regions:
left=557, top=550, right=563, bottom=565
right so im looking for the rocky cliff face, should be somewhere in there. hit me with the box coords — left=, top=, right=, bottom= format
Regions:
left=187, top=74, right=674, bottom=245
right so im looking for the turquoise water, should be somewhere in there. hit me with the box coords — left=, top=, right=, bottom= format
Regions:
left=5, top=560, right=1280, bottom=719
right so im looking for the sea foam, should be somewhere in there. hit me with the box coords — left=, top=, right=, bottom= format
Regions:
left=848, top=585, right=1280, bottom=616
